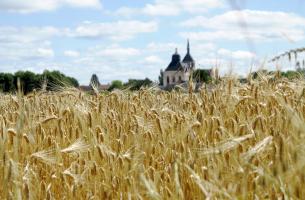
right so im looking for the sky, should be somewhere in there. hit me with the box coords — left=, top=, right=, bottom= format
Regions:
left=0, top=0, right=305, bottom=85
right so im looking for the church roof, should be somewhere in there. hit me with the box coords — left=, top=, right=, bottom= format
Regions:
left=165, top=48, right=183, bottom=71
left=182, top=53, right=194, bottom=63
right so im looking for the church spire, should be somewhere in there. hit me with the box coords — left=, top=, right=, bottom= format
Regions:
left=187, top=39, right=190, bottom=54
left=182, top=39, right=194, bottom=64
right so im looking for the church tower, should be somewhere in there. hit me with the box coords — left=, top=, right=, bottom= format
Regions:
left=182, top=39, right=195, bottom=69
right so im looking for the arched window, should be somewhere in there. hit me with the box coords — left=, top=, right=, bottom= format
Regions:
left=167, top=76, right=170, bottom=84
left=172, top=76, right=175, bottom=83
left=179, top=76, right=182, bottom=82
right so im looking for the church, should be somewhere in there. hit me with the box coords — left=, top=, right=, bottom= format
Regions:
left=163, top=40, right=195, bottom=87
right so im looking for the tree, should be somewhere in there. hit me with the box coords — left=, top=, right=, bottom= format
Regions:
left=124, top=78, right=153, bottom=90
left=158, top=70, right=164, bottom=86
left=0, top=73, right=15, bottom=92
left=108, top=80, right=123, bottom=91
left=0, top=70, right=79, bottom=94
left=66, top=76, right=79, bottom=87
left=14, top=71, right=40, bottom=94
left=193, top=69, right=212, bottom=83
left=250, top=69, right=305, bottom=80
left=42, top=70, right=79, bottom=91
left=281, top=70, right=301, bottom=79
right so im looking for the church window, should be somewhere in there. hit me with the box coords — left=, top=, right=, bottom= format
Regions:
left=172, top=77, right=175, bottom=83
left=179, top=76, right=182, bottom=82
left=167, top=76, right=170, bottom=84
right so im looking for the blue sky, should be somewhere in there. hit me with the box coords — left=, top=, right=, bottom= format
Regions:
left=0, top=0, right=305, bottom=84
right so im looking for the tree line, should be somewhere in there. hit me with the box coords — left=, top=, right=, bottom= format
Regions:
left=251, top=69, right=305, bottom=80
left=90, top=73, right=153, bottom=92
left=2, top=68, right=303, bottom=94
left=0, top=70, right=79, bottom=94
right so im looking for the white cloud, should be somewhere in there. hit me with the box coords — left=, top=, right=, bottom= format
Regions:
left=217, top=48, right=256, bottom=60
left=178, top=0, right=223, bottom=13
left=68, top=20, right=158, bottom=41
left=147, top=42, right=180, bottom=52
left=142, top=2, right=180, bottom=16
left=77, top=45, right=140, bottom=60
left=0, top=26, right=60, bottom=43
left=114, top=0, right=223, bottom=17
left=69, top=43, right=188, bottom=84
left=0, top=43, right=54, bottom=60
left=64, top=0, right=101, bottom=8
left=0, top=0, right=102, bottom=13
left=96, top=46, right=140, bottom=57
left=180, top=10, right=305, bottom=42
left=143, top=55, right=163, bottom=64
left=0, top=20, right=158, bottom=58
left=64, top=50, right=80, bottom=57
left=147, top=41, right=216, bottom=54
left=37, top=48, right=55, bottom=58
left=0, top=20, right=157, bottom=43
left=0, top=26, right=58, bottom=60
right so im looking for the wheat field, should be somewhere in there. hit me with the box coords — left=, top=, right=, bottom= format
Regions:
left=1, top=75, right=305, bottom=199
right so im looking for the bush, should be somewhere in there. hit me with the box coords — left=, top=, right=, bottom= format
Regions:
left=108, top=80, right=123, bottom=91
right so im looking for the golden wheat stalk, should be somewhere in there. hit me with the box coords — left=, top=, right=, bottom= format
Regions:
left=242, top=136, right=273, bottom=161
left=199, top=133, right=254, bottom=155
left=61, top=138, right=90, bottom=153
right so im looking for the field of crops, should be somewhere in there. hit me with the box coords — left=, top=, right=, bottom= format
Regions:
left=1, top=76, right=305, bottom=199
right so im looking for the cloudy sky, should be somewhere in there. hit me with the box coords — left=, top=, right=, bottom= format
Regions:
left=0, top=0, right=305, bottom=84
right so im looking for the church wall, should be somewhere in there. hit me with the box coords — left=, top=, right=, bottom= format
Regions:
left=163, top=70, right=191, bottom=87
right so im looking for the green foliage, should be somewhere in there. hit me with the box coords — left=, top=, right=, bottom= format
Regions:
left=42, top=70, right=79, bottom=91
left=107, top=78, right=153, bottom=92
left=124, top=78, right=153, bottom=91
left=0, top=70, right=79, bottom=94
left=158, top=70, right=164, bottom=86
left=0, top=73, right=15, bottom=92
left=281, top=70, right=305, bottom=79
left=193, top=69, right=212, bottom=83
left=108, top=80, right=123, bottom=91
left=14, top=71, right=41, bottom=94
left=251, top=69, right=305, bottom=80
